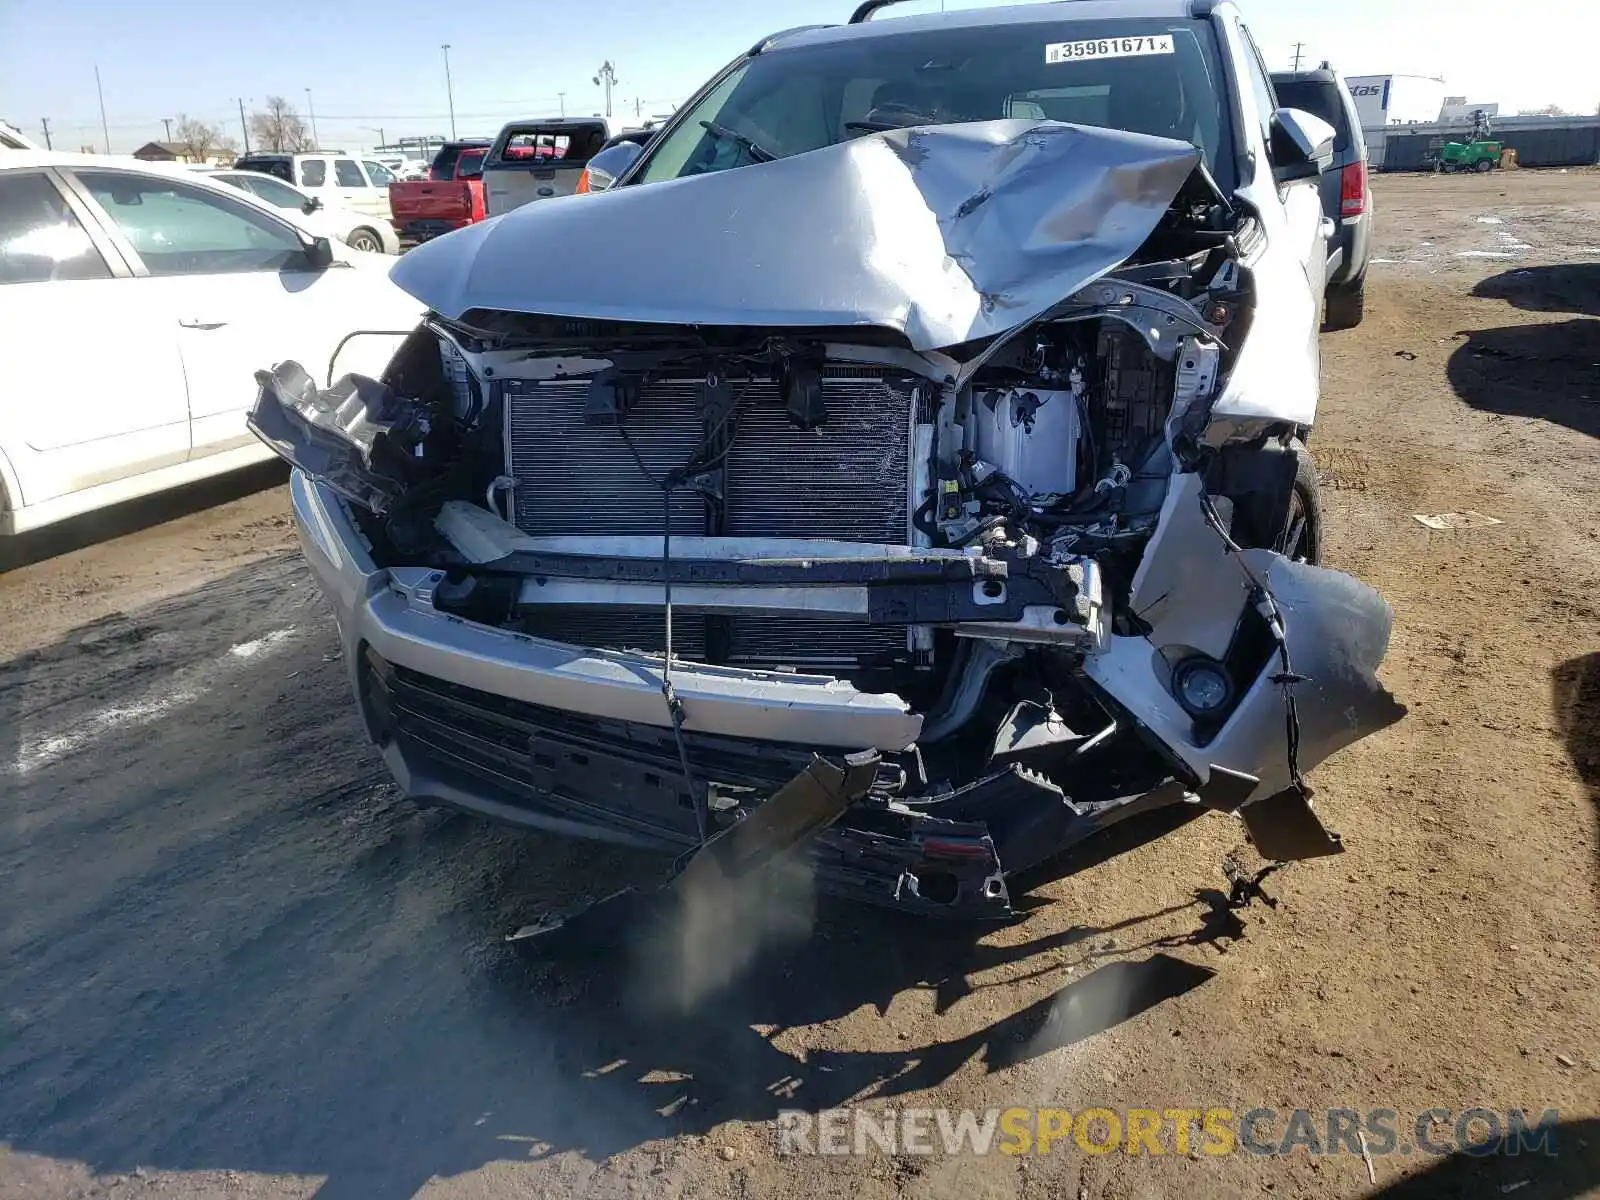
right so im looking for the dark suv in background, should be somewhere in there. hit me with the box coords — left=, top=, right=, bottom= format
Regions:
left=1273, top=65, right=1371, bottom=329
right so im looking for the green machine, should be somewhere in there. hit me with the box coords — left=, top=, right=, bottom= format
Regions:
left=1437, top=109, right=1503, bottom=173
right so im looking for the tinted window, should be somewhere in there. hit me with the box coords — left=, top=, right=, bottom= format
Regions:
left=77, top=171, right=309, bottom=276
left=237, top=156, right=293, bottom=183
left=638, top=19, right=1233, bottom=188
left=335, top=158, right=367, bottom=187
left=300, top=159, right=327, bottom=187
left=1237, top=26, right=1279, bottom=152
left=1272, top=79, right=1353, bottom=151
left=491, top=126, right=607, bottom=167
left=0, top=172, right=111, bottom=284
left=364, top=160, right=397, bottom=186
left=430, top=146, right=463, bottom=180
left=221, top=173, right=307, bottom=209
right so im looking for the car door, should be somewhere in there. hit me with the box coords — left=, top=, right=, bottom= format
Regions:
left=297, top=156, right=335, bottom=208
left=0, top=168, right=189, bottom=510
left=1209, top=16, right=1328, bottom=430
left=361, top=160, right=399, bottom=223
left=331, top=157, right=383, bottom=219
left=1239, top=26, right=1328, bottom=297
left=66, top=166, right=332, bottom=458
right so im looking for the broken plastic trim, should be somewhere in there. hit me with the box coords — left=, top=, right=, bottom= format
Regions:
left=507, top=751, right=882, bottom=951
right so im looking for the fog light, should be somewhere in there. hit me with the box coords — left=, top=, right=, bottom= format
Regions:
left=1172, top=657, right=1234, bottom=719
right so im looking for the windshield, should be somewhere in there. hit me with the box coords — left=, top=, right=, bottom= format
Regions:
left=636, top=18, right=1233, bottom=189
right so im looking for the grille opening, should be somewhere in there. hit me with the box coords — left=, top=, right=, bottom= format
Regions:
left=502, top=370, right=923, bottom=673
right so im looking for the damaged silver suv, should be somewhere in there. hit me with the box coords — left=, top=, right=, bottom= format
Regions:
left=252, top=0, right=1404, bottom=923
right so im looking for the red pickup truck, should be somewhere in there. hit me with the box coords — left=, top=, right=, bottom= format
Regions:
left=388, top=140, right=491, bottom=245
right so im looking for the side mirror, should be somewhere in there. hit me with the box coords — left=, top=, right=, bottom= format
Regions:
left=304, top=235, right=336, bottom=270
left=301, top=196, right=324, bottom=214
left=1268, top=107, right=1337, bottom=183
left=580, top=140, right=645, bottom=193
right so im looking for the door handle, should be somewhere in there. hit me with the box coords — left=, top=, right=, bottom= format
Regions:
left=179, top=319, right=228, bottom=330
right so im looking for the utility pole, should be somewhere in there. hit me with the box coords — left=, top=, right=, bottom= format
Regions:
left=1290, top=41, right=1306, bottom=71
left=442, top=44, right=457, bottom=138
left=363, top=126, right=386, bottom=150
left=304, top=88, right=319, bottom=148
left=162, top=117, right=172, bottom=141
left=94, top=65, right=110, bottom=153
left=237, top=98, right=250, bottom=155
left=558, top=91, right=566, bottom=117
left=39, top=117, right=52, bottom=149
left=593, top=61, right=617, bottom=119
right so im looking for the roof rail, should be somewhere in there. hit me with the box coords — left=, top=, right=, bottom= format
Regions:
left=848, top=0, right=913, bottom=23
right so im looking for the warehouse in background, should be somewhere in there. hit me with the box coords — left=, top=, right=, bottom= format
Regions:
left=1345, top=74, right=1448, bottom=167
left=1343, top=74, right=1600, bottom=171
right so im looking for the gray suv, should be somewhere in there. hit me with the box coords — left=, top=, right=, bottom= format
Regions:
left=1273, top=65, right=1372, bottom=329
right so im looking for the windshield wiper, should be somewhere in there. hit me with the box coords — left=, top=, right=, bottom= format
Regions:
left=699, top=120, right=775, bottom=163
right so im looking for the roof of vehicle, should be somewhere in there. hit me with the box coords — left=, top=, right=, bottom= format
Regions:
left=0, top=150, right=330, bottom=231
left=236, top=150, right=352, bottom=160
left=767, top=0, right=1211, bottom=52
left=0, top=149, right=213, bottom=173
left=1, top=119, right=40, bottom=150
left=1271, top=67, right=1344, bottom=86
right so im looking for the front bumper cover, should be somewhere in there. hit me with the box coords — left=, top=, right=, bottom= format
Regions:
left=291, top=469, right=1403, bottom=920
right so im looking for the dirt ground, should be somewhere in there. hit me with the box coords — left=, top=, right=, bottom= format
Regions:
left=2, top=169, right=1597, bottom=1200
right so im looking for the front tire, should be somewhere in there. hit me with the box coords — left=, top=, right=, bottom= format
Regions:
left=1279, top=439, right=1322, bottom=565
left=346, top=227, right=384, bottom=253
left=1474, top=158, right=1494, bottom=174
left=1233, top=438, right=1322, bottom=565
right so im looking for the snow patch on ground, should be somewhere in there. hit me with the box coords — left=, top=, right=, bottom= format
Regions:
left=10, top=626, right=304, bottom=775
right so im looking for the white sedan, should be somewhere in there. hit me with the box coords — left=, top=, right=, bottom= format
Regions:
left=0, top=151, right=422, bottom=536
left=208, top=169, right=401, bottom=255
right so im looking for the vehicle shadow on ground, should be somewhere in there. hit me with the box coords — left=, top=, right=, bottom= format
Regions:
left=1446, top=319, right=1600, bottom=440
left=1552, top=653, right=1600, bottom=883
left=1472, top=263, right=1600, bottom=319
left=1367, top=1117, right=1599, bottom=1199
left=0, top=460, right=288, bottom=572
left=0, top=557, right=1225, bottom=1199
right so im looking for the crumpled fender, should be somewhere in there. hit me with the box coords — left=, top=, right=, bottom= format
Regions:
left=1083, top=473, right=1405, bottom=807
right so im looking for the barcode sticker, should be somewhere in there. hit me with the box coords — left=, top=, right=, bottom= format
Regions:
left=1045, top=35, right=1176, bottom=64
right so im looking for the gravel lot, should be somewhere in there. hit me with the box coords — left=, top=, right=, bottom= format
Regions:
left=2, top=169, right=1597, bottom=1200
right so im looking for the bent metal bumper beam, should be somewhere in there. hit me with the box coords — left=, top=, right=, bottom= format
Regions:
left=290, top=472, right=924, bottom=752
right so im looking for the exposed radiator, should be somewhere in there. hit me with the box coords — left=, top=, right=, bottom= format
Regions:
left=502, top=370, right=921, bottom=668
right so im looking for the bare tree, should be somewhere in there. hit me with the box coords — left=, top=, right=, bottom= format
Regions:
left=1516, top=103, right=1569, bottom=117
left=174, top=114, right=236, bottom=163
left=248, top=96, right=314, bottom=152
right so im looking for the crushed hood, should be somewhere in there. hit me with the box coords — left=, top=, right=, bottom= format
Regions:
left=390, top=119, right=1206, bottom=353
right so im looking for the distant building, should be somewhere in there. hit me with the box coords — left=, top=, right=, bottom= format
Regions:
left=1439, top=97, right=1500, bottom=126
left=131, top=140, right=234, bottom=167
left=1345, top=74, right=1449, bottom=167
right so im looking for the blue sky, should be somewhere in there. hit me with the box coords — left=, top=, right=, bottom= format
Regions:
left=3, top=0, right=1595, bottom=154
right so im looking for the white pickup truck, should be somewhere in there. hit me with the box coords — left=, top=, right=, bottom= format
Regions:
left=481, top=118, right=614, bottom=217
